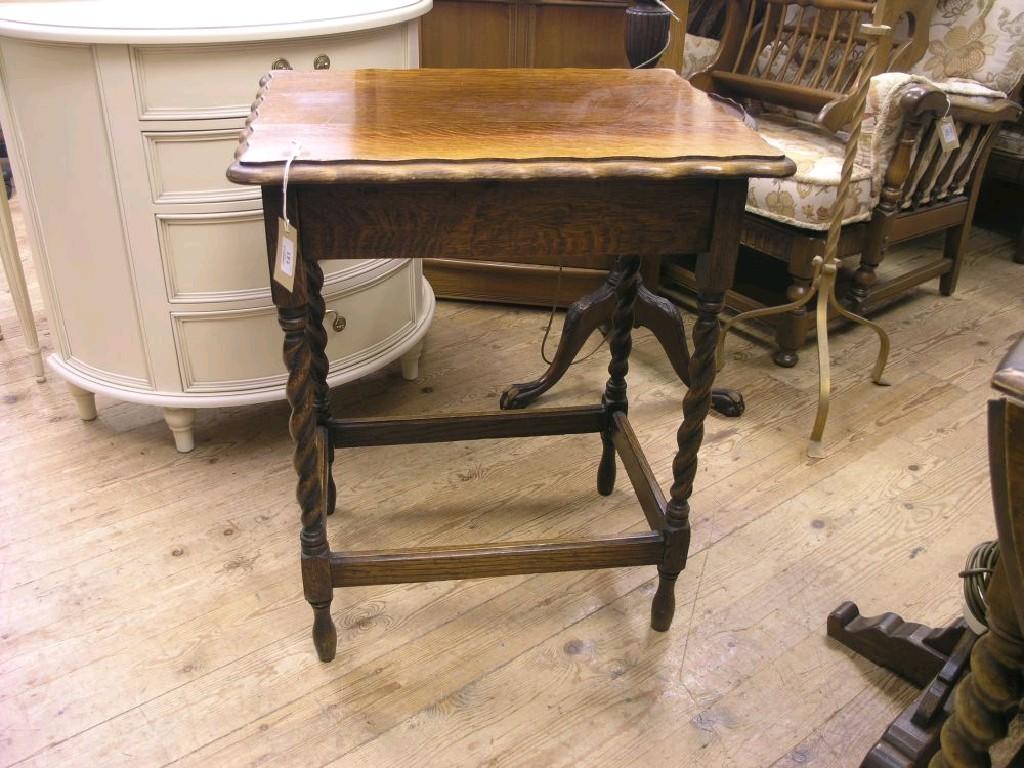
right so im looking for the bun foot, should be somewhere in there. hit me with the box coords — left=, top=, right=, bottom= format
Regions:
left=711, top=388, right=745, bottom=417
left=773, top=349, right=799, bottom=368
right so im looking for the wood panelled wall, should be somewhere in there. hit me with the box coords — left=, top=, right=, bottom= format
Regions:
left=419, top=0, right=686, bottom=306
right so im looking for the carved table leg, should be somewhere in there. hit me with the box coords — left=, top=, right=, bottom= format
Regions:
left=931, top=564, right=1024, bottom=767
left=828, top=601, right=968, bottom=688
left=598, top=257, right=641, bottom=496
left=636, top=285, right=746, bottom=417
left=279, top=255, right=337, bottom=662
left=501, top=263, right=744, bottom=417
left=500, top=276, right=617, bottom=410
left=652, top=290, right=724, bottom=630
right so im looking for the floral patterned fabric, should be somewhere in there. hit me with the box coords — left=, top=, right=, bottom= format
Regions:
left=681, top=33, right=720, bottom=78
left=746, top=114, right=875, bottom=230
left=909, top=0, right=1024, bottom=94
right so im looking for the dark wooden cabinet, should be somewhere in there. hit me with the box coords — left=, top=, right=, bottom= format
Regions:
left=419, top=0, right=687, bottom=305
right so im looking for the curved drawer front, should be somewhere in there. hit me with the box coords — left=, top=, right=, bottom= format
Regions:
left=158, top=211, right=373, bottom=303
left=172, top=260, right=418, bottom=392
left=132, top=25, right=412, bottom=120
left=144, top=130, right=257, bottom=204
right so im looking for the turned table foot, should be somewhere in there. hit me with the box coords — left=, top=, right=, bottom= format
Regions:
left=162, top=407, right=196, bottom=453
left=400, top=341, right=424, bottom=381
left=66, top=381, right=97, bottom=421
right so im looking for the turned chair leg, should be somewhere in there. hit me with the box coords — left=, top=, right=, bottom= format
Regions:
left=847, top=238, right=885, bottom=313
left=598, top=257, right=641, bottom=496
left=939, top=221, right=970, bottom=296
left=773, top=269, right=814, bottom=368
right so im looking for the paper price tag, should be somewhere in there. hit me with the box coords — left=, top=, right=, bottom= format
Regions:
left=273, top=217, right=299, bottom=293
left=938, top=116, right=960, bottom=153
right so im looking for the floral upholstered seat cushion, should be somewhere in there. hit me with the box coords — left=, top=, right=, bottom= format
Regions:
left=681, top=33, right=719, bottom=78
left=745, top=114, right=875, bottom=230
left=910, top=0, right=1024, bottom=94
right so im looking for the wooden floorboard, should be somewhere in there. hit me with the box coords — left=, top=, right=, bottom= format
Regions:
left=2, top=194, right=1023, bottom=766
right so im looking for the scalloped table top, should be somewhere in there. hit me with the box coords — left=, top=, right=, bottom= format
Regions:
left=228, top=68, right=796, bottom=185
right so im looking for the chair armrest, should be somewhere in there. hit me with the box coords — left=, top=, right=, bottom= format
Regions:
left=856, top=75, right=947, bottom=201
left=842, top=75, right=946, bottom=212
left=948, top=95, right=1023, bottom=126
left=897, top=83, right=949, bottom=121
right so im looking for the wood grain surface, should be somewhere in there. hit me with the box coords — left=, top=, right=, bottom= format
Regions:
left=2, top=195, right=1023, bottom=766
left=227, top=68, right=793, bottom=184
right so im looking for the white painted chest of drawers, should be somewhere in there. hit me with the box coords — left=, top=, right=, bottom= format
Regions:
left=0, top=0, right=435, bottom=450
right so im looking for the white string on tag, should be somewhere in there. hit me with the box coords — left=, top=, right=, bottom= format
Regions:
left=281, top=139, right=303, bottom=225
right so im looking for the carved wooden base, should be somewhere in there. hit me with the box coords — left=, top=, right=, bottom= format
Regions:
left=499, top=263, right=745, bottom=418
left=828, top=602, right=977, bottom=767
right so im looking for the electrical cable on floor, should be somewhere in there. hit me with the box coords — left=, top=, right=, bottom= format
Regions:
left=960, top=539, right=999, bottom=631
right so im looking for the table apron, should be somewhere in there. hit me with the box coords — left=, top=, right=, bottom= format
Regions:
left=276, top=178, right=717, bottom=267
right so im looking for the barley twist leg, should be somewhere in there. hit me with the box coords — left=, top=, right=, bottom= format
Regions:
left=279, top=258, right=337, bottom=662
left=304, top=258, right=336, bottom=516
left=597, top=257, right=642, bottom=496
left=651, top=291, right=723, bottom=631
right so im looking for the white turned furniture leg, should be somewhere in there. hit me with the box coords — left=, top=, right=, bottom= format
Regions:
left=400, top=341, right=423, bottom=381
left=0, top=189, right=45, bottom=382
left=162, top=407, right=195, bottom=453
left=66, top=381, right=97, bottom=421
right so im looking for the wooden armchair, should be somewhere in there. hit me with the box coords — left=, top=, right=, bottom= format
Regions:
left=667, top=0, right=1024, bottom=367
left=985, top=96, right=1024, bottom=264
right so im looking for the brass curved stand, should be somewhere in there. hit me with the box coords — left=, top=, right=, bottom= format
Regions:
left=717, top=19, right=895, bottom=458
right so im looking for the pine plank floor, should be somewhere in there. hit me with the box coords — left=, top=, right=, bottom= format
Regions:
left=1, top=195, right=1023, bottom=767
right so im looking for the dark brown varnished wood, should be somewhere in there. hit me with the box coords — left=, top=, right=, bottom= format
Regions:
left=827, top=602, right=969, bottom=689
left=859, top=630, right=977, bottom=768
left=598, top=256, right=641, bottom=497
left=610, top=411, right=667, bottom=531
left=330, top=405, right=606, bottom=448
left=500, top=277, right=618, bottom=410
left=234, top=68, right=788, bottom=660
left=329, top=532, right=665, bottom=587
left=652, top=179, right=747, bottom=631
left=292, top=179, right=719, bottom=264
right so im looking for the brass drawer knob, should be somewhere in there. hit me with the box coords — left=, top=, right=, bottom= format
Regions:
left=313, top=54, right=331, bottom=70
left=324, top=310, right=346, bottom=332
left=271, top=57, right=292, bottom=70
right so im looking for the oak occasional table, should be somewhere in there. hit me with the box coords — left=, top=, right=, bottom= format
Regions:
left=228, top=68, right=794, bottom=661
